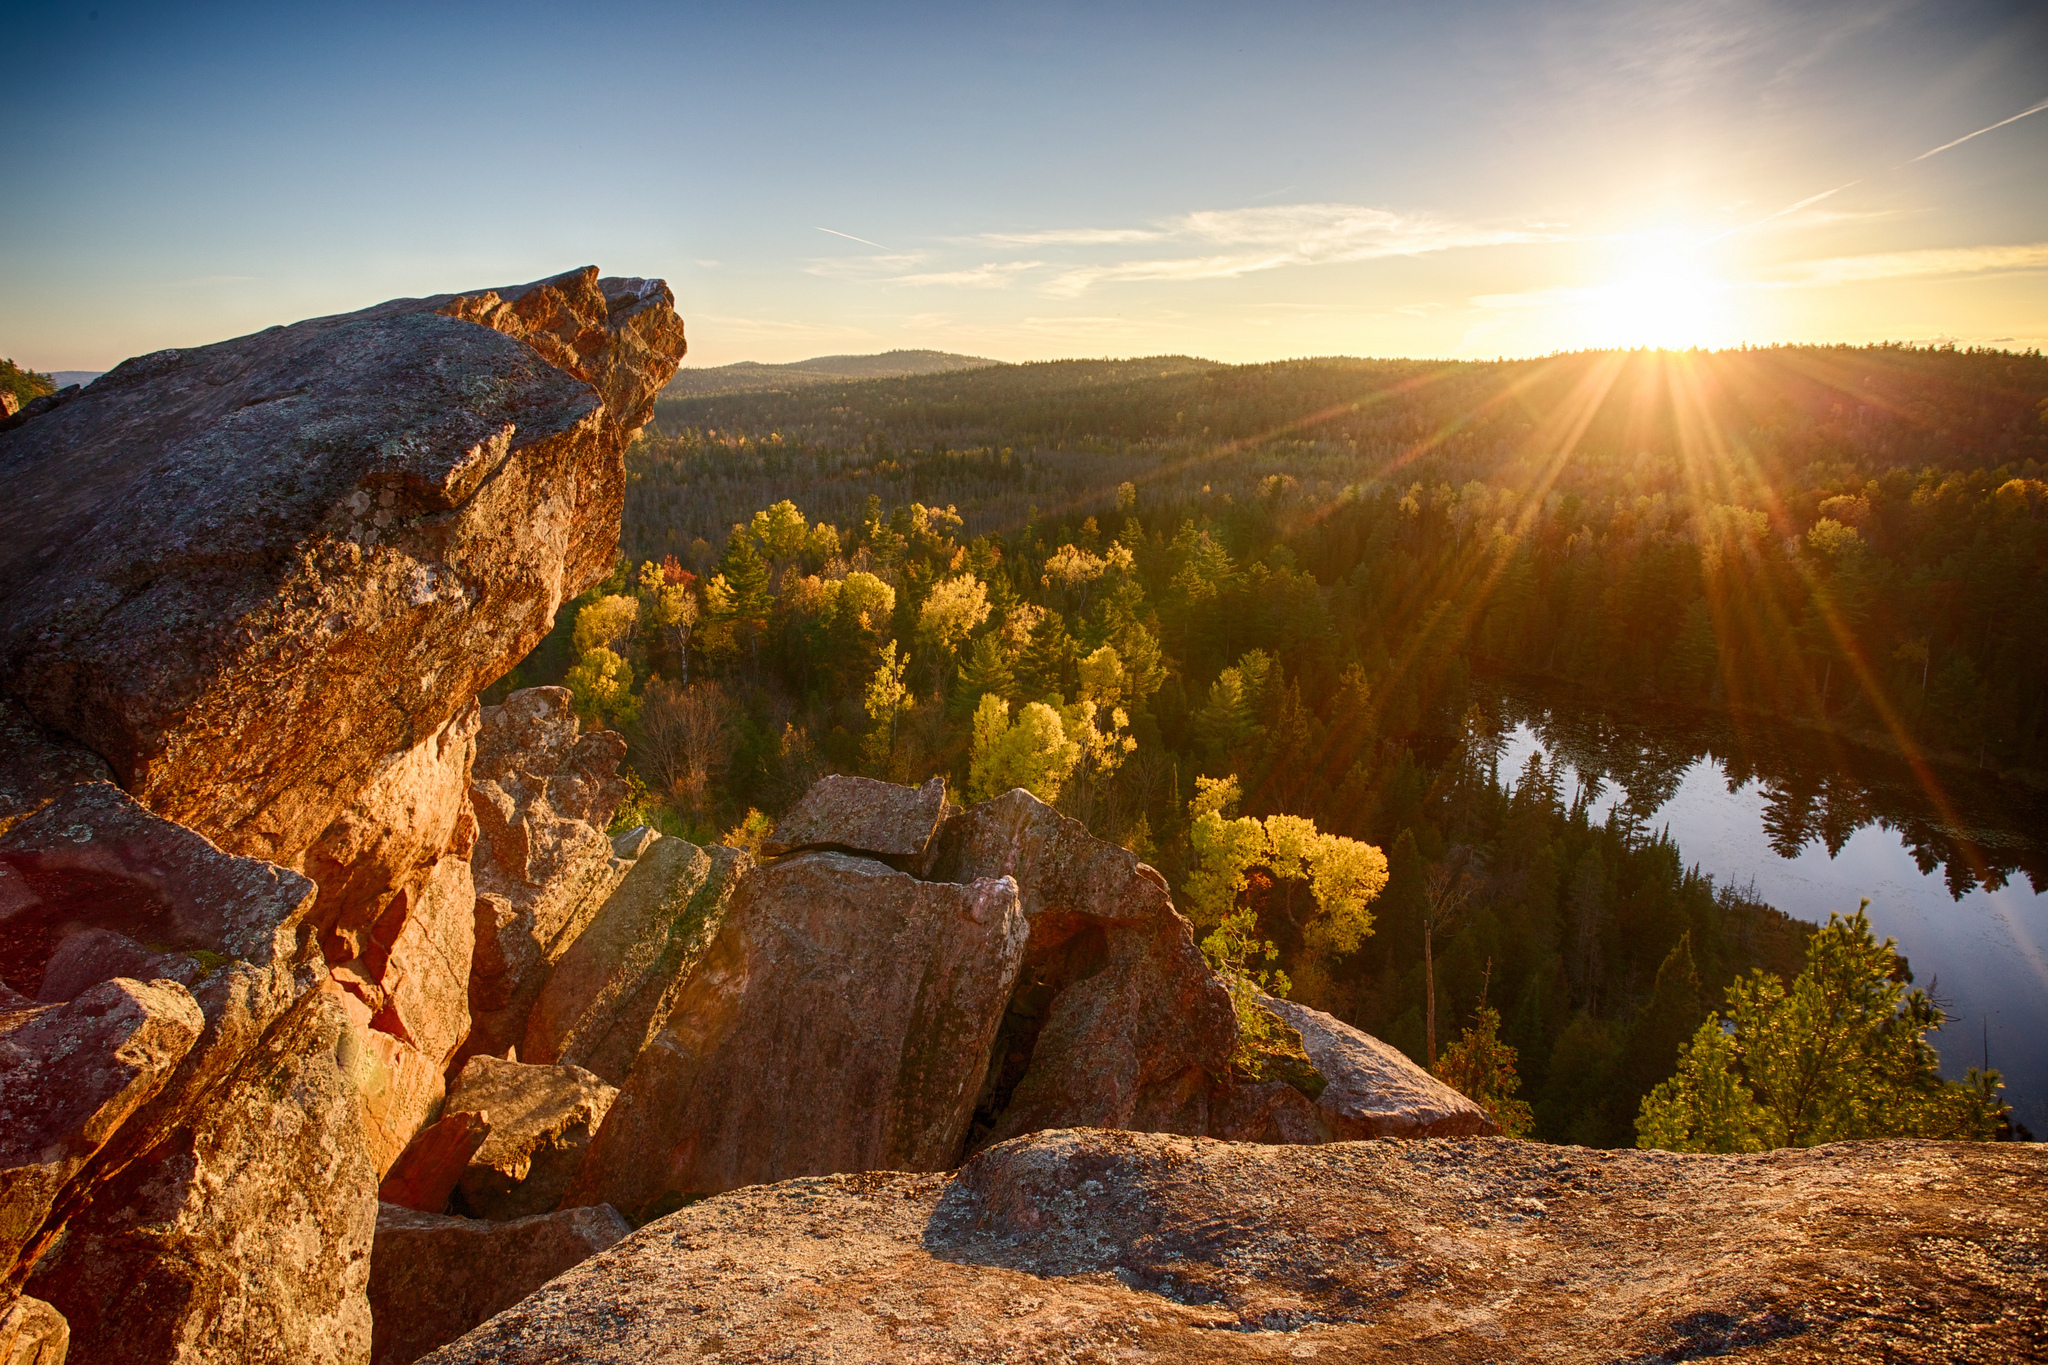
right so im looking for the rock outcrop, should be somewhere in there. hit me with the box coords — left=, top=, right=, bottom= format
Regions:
left=0, top=267, right=679, bottom=875
left=368, top=1202, right=631, bottom=1365
left=441, top=1056, right=617, bottom=1221
left=520, top=836, right=748, bottom=1082
left=463, top=688, right=634, bottom=1063
left=421, top=1128, right=2047, bottom=1363
left=0, top=266, right=684, bottom=1362
left=759, top=774, right=946, bottom=866
left=27, top=988, right=377, bottom=1365
left=566, top=853, right=1027, bottom=1221
left=926, top=789, right=1236, bottom=1149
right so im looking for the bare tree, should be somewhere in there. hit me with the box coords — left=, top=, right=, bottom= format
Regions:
left=1422, top=848, right=1485, bottom=1068
left=636, top=679, right=735, bottom=822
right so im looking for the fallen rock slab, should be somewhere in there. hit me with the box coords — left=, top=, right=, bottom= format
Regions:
left=421, top=1128, right=2047, bottom=1364
left=378, top=1110, right=492, bottom=1215
left=1262, top=993, right=1498, bottom=1139
left=442, top=1056, right=617, bottom=1221
left=760, top=775, right=946, bottom=865
left=369, top=1202, right=630, bottom=1365
left=521, top=837, right=748, bottom=1083
left=565, top=853, right=1026, bottom=1221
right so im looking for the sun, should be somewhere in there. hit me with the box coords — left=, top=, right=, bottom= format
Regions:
left=1582, top=229, right=1731, bottom=349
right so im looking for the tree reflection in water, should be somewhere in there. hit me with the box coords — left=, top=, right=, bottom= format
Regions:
left=1497, top=682, right=2048, bottom=902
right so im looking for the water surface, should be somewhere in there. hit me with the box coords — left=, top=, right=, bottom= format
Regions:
left=1493, top=689, right=2048, bottom=1138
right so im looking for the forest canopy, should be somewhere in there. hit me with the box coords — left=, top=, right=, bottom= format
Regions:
left=503, top=342, right=2039, bottom=1146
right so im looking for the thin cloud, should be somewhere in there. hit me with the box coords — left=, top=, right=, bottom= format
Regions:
left=1025, top=203, right=1556, bottom=296
left=891, top=262, right=1045, bottom=289
left=975, top=227, right=1165, bottom=246
left=802, top=253, right=930, bottom=280
left=1905, top=96, right=2048, bottom=165
left=1782, top=242, right=2048, bottom=286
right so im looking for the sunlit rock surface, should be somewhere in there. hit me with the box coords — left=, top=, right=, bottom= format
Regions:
left=425, top=1129, right=2048, bottom=1364
left=565, top=852, right=1026, bottom=1221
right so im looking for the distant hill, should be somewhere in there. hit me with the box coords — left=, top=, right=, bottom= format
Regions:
left=50, top=371, right=103, bottom=388
left=661, top=350, right=994, bottom=398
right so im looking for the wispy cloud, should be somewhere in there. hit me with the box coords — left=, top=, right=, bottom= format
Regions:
left=921, top=202, right=1560, bottom=298
left=891, top=261, right=1045, bottom=289
left=802, top=253, right=930, bottom=281
left=974, top=227, right=1165, bottom=246
left=1709, top=180, right=1862, bottom=243
left=1781, top=242, right=2048, bottom=286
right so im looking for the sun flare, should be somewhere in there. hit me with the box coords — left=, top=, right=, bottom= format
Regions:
left=1582, top=230, right=1732, bottom=348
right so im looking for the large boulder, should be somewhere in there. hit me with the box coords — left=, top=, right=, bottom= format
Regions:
left=924, top=789, right=1236, bottom=1150
left=1262, top=993, right=1498, bottom=1138
left=419, top=1129, right=2048, bottom=1364
left=566, top=853, right=1026, bottom=1221
left=441, top=1056, right=617, bottom=1221
left=0, top=267, right=681, bottom=878
left=520, top=836, right=749, bottom=1083
left=462, top=688, right=633, bottom=1062
left=369, top=1202, right=630, bottom=1365
left=759, top=774, right=946, bottom=866
left=27, top=988, right=377, bottom=1365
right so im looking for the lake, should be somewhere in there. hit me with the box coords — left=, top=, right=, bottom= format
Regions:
left=1492, top=688, right=2048, bottom=1139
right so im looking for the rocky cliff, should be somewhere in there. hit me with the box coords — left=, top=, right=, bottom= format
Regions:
left=0, top=267, right=684, bottom=1361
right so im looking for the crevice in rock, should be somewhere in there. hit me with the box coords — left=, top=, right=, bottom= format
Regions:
left=960, top=920, right=1108, bottom=1157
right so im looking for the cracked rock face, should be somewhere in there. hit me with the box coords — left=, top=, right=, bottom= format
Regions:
left=420, top=1128, right=2047, bottom=1364
left=565, top=853, right=1028, bottom=1221
left=27, top=988, right=378, bottom=1365
left=927, top=789, right=1236, bottom=1150
left=463, top=687, right=634, bottom=1063
left=520, top=836, right=749, bottom=1084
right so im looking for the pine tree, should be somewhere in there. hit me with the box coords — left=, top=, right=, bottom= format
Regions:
left=1637, top=904, right=2008, bottom=1151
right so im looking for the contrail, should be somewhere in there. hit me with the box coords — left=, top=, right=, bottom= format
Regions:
left=1905, top=96, right=2048, bottom=164
left=815, top=226, right=891, bottom=250
left=1709, top=180, right=1862, bottom=243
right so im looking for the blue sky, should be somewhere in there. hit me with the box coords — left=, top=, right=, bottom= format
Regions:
left=6, top=0, right=2045, bottom=367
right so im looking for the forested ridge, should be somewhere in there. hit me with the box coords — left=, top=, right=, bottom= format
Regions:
left=511, top=342, right=2041, bottom=1146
